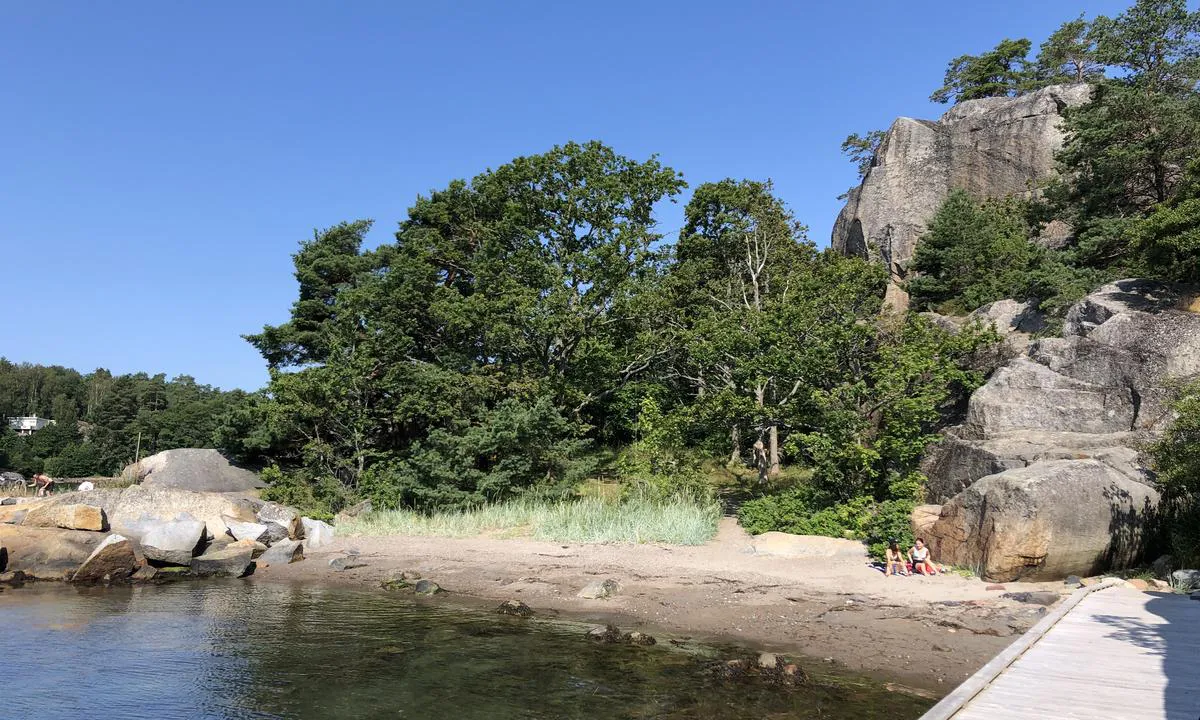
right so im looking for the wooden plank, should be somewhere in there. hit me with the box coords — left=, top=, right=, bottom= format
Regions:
left=921, top=583, right=1200, bottom=720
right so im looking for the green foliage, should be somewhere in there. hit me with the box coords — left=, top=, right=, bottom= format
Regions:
left=840, top=130, right=886, bottom=179
left=1150, top=382, right=1200, bottom=565
left=908, top=191, right=1109, bottom=316
left=737, top=488, right=916, bottom=559
left=1032, top=15, right=1103, bottom=85
left=930, top=38, right=1033, bottom=104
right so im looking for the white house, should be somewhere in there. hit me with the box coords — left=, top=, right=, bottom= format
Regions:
left=8, top=416, right=55, bottom=436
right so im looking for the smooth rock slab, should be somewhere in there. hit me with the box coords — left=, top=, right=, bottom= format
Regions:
left=260, top=539, right=304, bottom=565
left=72, top=534, right=137, bottom=583
left=190, top=545, right=254, bottom=577
left=0, top=525, right=103, bottom=579
left=22, top=503, right=107, bottom=532
left=141, top=517, right=207, bottom=566
left=752, top=532, right=867, bottom=559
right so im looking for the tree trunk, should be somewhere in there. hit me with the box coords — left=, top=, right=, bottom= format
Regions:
left=753, top=440, right=768, bottom=486
left=729, top=425, right=741, bottom=465
left=769, top=425, right=780, bottom=476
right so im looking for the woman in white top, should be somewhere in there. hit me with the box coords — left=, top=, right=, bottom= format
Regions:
left=909, top=538, right=939, bottom=576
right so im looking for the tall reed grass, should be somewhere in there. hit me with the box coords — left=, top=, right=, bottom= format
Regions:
left=339, top=495, right=722, bottom=546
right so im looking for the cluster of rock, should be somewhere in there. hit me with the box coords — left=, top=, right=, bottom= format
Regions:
left=0, top=481, right=334, bottom=584
left=831, top=84, right=1093, bottom=309
left=916, top=280, right=1200, bottom=581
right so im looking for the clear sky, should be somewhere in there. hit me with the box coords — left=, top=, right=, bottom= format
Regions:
left=1, top=1, right=1132, bottom=391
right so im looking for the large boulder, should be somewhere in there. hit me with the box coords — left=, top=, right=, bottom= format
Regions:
left=259, top=538, right=304, bottom=565
left=926, top=460, right=1159, bottom=582
left=223, top=517, right=271, bottom=544
left=21, top=503, right=107, bottom=532
left=0, top=525, right=103, bottom=579
left=72, top=534, right=138, bottom=583
left=918, top=281, right=1200, bottom=580
left=300, top=517, right=335, bottom=550
left=257, top=502, right=303, bottom=542
left=190, top=544, right=254, bottom=577
left=39, top=485, right=259, bottom=541
left=125, top=448, right=266, bottom=493
left=831, top=84, right=1093, bottom=309
left=139, top=515, right=206, bottom=566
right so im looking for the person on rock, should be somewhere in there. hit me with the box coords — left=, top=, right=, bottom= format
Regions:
left=31, top=472, right=55, bottom=497
left=884, top=540, right=909, bottom=576
left=909, top=538, right=939, bottom=576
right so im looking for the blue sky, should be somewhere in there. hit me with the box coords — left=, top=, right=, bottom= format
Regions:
left=1, top=1, right=1132, bottom=391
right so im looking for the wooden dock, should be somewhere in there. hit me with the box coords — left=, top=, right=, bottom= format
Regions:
left=922, top=580, right=1200, bottom=720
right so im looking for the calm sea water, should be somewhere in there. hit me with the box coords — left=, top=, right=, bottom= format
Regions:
left=0, top=582, right=931, bottom=719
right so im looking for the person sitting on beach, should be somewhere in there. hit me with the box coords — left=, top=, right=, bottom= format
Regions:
left=31, top=472, right=55, bottom=497
left=884, top=541, right=909, bottom=576
left=909, top=538, right=939, bottom=576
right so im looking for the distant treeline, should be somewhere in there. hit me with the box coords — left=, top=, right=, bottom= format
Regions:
left=0, top=360, right=246, bottom=477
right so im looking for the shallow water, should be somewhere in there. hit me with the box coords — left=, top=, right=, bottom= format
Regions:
left=0, top=582, right=932, bottom=719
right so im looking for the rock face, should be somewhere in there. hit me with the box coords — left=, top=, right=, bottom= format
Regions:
left=126, top=448, right=266, bottom=493
left=831, top=84, right=1093, bottom=308
left=21, top=503, right=107, bottom=532
left=922, top=280, right=1200, bottom=581
left=0, top=525, right=103, bottom=579
left=259, top=538, right=304, bottom=565
left=257, top=502, right=302, bottom=542
left=39, top=485, right=259, bottom=542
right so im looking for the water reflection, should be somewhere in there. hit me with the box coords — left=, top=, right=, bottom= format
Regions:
left=1, top=583, right=932, bottom=719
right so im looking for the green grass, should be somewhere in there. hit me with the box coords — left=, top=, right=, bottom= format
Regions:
left=339, top=495, right=723, bottom=545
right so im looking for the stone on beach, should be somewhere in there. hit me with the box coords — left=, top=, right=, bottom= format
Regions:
left=72, top=534, right=138, bottom=583
left=414, top=579, right=442, bottom=595
left=257, top=502, right=303, bottom=542
left=577, top=578, right=620, bottom=599
left=22, top=503, right=107, bottom=532
left=140, top=515, right=207, bottom=566
left=497, top=600, right=534, bottom=618
left=223, top=517, right=271, bottom=544
left=260, top=539, right=304, bottom=565
left=190, top=544, right=254, bottom=577
left=301, top=517, right=335, bottom=550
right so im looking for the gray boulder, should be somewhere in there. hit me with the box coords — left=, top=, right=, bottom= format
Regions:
left=926, top=460, right=1160, bottom=582
left=37, top=485, right=259, bottom=542
left=1173, top=569, right=1200, bottom=591
left=126, top=448, right=266, bottom=493
left=223, top=517, right=271, bottom=544
left=969, top=299, right=1046, bottom=336
left=260, top=538, right=304, bottom=565
left=140, top=515, right=207, bottom=566
left=831, top=84, right=1093, bottom=308
left=190, top=544, right=254, bottom=577
left=922, top=279, right=1200, bottom=557
left=257, top=502, right=302, bottom=542
left=301, top=517, right=335, bottom=550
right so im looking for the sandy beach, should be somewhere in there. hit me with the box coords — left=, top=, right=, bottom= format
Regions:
left=257, top=518, right=1062, bottom=693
